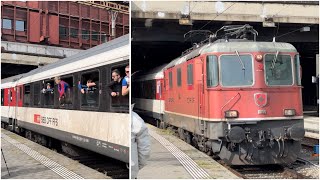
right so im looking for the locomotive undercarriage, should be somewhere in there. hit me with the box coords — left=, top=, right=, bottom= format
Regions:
left=163, top=115, right=304, bottom=165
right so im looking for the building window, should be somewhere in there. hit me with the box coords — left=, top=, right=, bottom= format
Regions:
left=80, top=71, right=99, bottom=108
left=23, top=84, right=30, bottom=106
left=177, top=68, right=181, bottom=87
left=70, top=28, right=78, bottom=38
left=16, top=20, right=25, bottom=31
left=169, top=71, right=173, bottom=88
left=101, top=34, right=107, bottom=43
left=92, top=31, right=99, bottom=41
left=2, top=19, right=12, bottom=29
left=59, top=26, right=68, bottom=38
left=187, top=64, right=193, bottom=85
left=82, top=30, right=89, bottom=40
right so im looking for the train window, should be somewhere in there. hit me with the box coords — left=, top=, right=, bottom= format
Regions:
left=42, top=80, right=54, bottom=106
left=59, top=26, right=68, bottom=38
left=187, top=64, right=193, bottom=85
left=264, top=54, right=293, bottom=86
left=82, top=30, right=90, bottom=40
left=1, top=89, right=4, bottom=106
left=169, top=71, right=173, bottom=88
left=23, top=85, right=30, bottom=106
left=70, top=28, right=78, bottom=38
left=80, top=71, right=100, bottom=108
left=16, top=20, right=26, bottom=31
left=19, top=87, right=23, bottom=101
left=206, top=55, right=219, bottom=87
left=9, top=90, right=12, bottom=103
left=220, top=55, right=253, bottom=87
left=59, top=76, right=73, bottom=107
left=109, top=66, right=129, bottom=108
left=33, top=83, right=41, bottom=106
left=177, top=68, right=182, bottom=87
left=2, top=19, right=12, bottom=29
left=294, top=55, right=301, bottom=86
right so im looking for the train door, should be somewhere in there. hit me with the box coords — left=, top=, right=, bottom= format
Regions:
left=156, top=79, right=163, bottom=120
left=197, top=58, right=206, bottom=135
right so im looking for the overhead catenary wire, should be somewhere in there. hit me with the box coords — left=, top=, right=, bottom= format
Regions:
left=199, top=2, right=236, bottom=30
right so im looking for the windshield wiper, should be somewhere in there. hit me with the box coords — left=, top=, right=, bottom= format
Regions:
left=235, top=50, right=245, bottom=70
left=271, top=51, right=279, bottom=70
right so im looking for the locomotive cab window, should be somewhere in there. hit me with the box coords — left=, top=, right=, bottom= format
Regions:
left=294, top=55, right=301, bottom=86
left=42, top=80, right=54, bottom=106
left=58, top=76, right=73, bottom=107
left=220, top=54, right=253, bottom=87
left=206, top=55, right=219, bottom=87
left=109, top=66, right=129, bottom=109
left=23, top=84, right=30, bottom=106
left=80, top=71, right=100, bottom=108
left=264, top=54, right=293, bottom=86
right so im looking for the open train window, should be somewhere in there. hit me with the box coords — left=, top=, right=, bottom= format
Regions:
left=1, top=89, right=4, bottom=106
left=169, top=71, right=173, bottom=88
left=177, top=68, right=181, bottom=87
left=187, top=64, right=193, bottom=85
left=109, top=65, right=129, bottom=110
left=23, top=84, right=30, bottom=106
left=207, top=55, right=219, bottom=87
left=59, top=76, right=73, bottom=107
left=80, top=71, right=100, bottom=108
left=33, top=83, right=41, bottom=106
left=42, top=80, right=54, bottom=106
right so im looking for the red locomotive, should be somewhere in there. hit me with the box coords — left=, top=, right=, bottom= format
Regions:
left=133, top=25, right=305, bottom=165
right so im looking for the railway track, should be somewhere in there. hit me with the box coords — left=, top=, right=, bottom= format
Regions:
left=6, top=127, right=129, bottom=179
left=143, top=116, right=318, bottom=179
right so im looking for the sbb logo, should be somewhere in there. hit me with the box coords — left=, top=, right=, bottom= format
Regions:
left=34, top=114, right=41, bottom=124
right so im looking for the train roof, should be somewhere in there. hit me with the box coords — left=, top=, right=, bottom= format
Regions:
left=165, top=40, right=297, bottom=69
left=133, top=64, right=167, bottom=81
left=1, top=34, right=129, bottom=88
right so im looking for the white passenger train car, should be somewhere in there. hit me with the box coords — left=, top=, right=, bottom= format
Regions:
left=1, top=35, right=130, bottom=163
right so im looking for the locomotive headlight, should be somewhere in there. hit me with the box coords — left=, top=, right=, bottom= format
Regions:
left=255, top=54, right=263, bottom=62
left=284, top=109, right=296, bottom=116
left=225, top=110, right=239, bottom=118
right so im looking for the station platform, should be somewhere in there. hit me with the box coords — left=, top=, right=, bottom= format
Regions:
left=1, top=129, right=107, bottom=179
left=138, top=125, right=240, bottom=179
left=304, top=115, right=319, bottom=139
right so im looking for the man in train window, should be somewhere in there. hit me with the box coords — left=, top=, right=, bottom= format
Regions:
left=54, top=76, right=70, bottom=105
left=108, top=69, right=123, bottom=97
left=42, top=83, right=54, bottom=94
left=122, top=65, right=130, bottom=96
left=78, top=79, right=97, bottom=94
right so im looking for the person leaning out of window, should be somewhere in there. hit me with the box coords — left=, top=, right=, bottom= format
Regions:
left=122, top=65, right=130, bottom=96
left=108, top=69, right=123, bottom=97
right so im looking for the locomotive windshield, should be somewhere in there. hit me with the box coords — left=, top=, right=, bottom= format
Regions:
left=264, top=54, right=293, bottom=86
left=220, top=55, right=253, bottom=87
